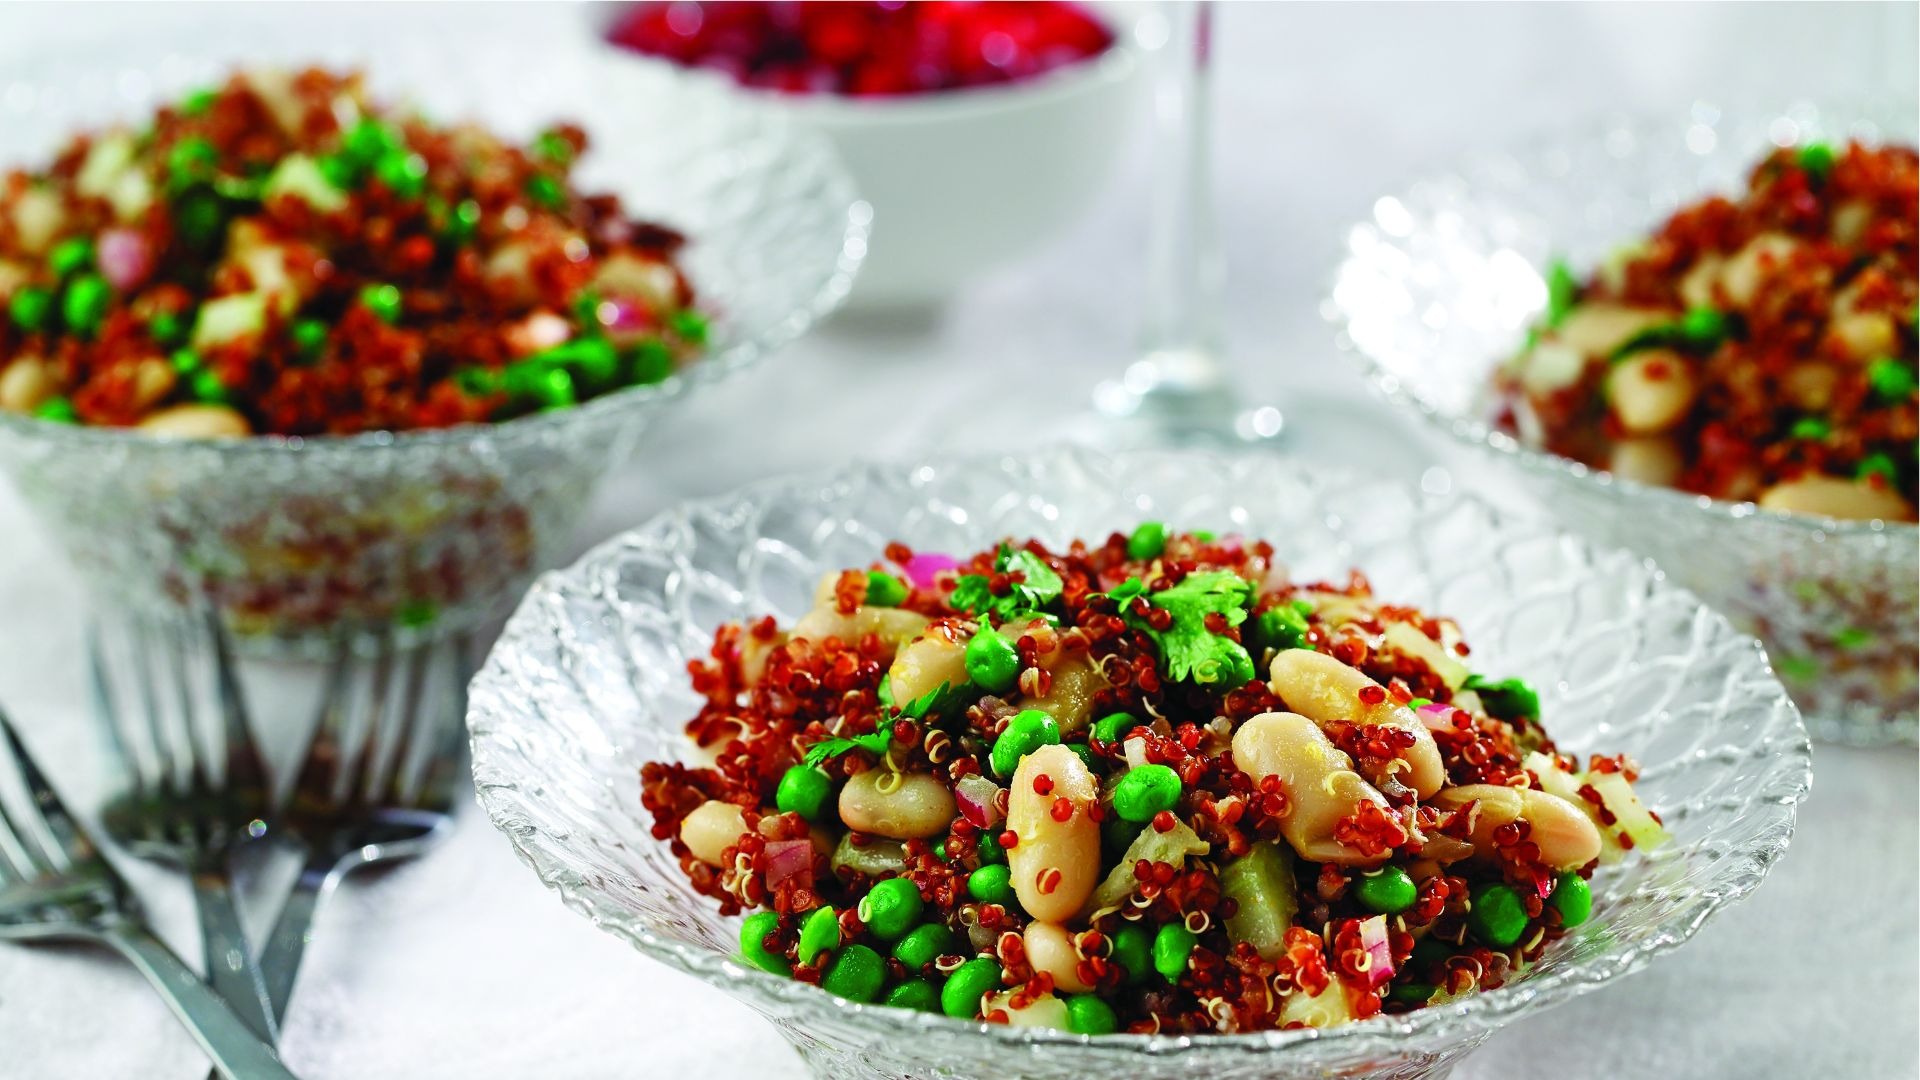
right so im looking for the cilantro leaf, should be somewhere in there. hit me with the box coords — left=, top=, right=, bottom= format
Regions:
left=1464, top=674, right=1539, bottom=721
left=947, top=544, right=1063, bottom=623
left=802, top=729, right=891, bottom=769
left=1115, top=570, right=1256, bottom=688
left=800, top=680, right=967, bottom=769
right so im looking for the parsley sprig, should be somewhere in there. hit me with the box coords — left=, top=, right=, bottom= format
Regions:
left=1107, top=570, right=1256, bottom=688
left=799, top=680, right=963, bottom=768
left=949, top=543, right=1064, bottom=623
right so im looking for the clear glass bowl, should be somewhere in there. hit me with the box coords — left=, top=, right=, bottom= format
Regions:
left=0, top=25, right=866, bottom=656
left=1329, top=100, right=1920, bottom=745
left=468, top=446, right=1810, bottom=1080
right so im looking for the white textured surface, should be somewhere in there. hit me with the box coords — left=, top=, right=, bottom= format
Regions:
left=0, top=4, right=1914, bottom=1079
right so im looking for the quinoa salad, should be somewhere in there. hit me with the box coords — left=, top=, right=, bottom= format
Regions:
left=641, top=526, right=1668, bottom=1034
left=0, top=67, right=706, bottom=438
left=1494, top=140, right=1918, bottom=522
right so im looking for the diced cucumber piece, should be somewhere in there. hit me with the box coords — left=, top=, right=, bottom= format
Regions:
left=1085, top=817, right=1207, bottom=914
left=1220, top=840, right=1298, bottom=960
left=1383, top=621, right=1469, bottom=691
left=264, top=154, right=349, bottom=214
left=191, top=292, right=268, bottom=348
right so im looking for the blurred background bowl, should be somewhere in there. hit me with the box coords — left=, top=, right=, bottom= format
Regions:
left=0, top=27, right=866, bottom=657
left=597, top=3, right=1146, bottom=311
left=1330, top=99, right=1919, bottom=745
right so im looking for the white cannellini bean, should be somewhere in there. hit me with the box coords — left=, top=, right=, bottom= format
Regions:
left=1428, top=784, right=1602, bottom=871
left=0, top=357, right=57, bottom=414
left=837, top=770, right=955, bottom=840
left=1606, top=436, right=1684, bottom=487
left=1606, top=350, right=1696, bottom=436
left=1006, top=744, right=1100, bottom=922
left=1826, top=310, right=1898, bottom=362
left=1554, top=304, right=1674, bottom=358
left=1719, top=232, right=1799, bottom=308
left=680, top=800, right=749, bottom=866
left=1677, top=255, right=1723, bottom=310
left=1023, top=921, right=1094, bottom=993
left=887, top=624, right=970, bottom=705
left=1758, top=475, right=1917, bottom=522
left=1267, top=649, right=1445, bottom=798
left=790, top=604, right=929, bottom=659
left=983, top=989, right=1070, bottom=1030
left=128, top=357, right=177, bottom=412
left=136, top=404, right=252, bottom=438
left=1781, top=363, right=1839, bottom=412
left=1230, top=711, right=1392, bottom=867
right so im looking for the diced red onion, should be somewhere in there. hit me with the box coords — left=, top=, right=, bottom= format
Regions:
left=955, top=773, right=1005, bottom=829
left=596, top=297, right=653, bottom=333
left=97, top=228, right=152, bottom=292
left=1357, top=915, right=1395, bottom=989
left=903, top=552, right=959, bottom=590
left=763, top=839, right=813, bottom=888
left=1416, top=702, right=1458, bottom=732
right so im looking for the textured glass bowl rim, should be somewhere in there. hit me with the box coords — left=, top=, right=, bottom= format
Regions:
left=469, top=446, right=1813, bottom=1059
left=1328, top=98, right=1920, bottom=544
left=590, top=1, right=1146, bottom=127
left=0, top=54, right=868, bottom=460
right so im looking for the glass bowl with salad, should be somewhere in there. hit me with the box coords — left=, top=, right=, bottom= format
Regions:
left=1331, top=100, right=1918, bottom=745
left=468, top=446, right=1809, bottom=1080
left=0, top=40, right=863, bottom=653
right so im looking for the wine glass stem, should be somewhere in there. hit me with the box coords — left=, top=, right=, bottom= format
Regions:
left=1140, top=0, right=1223, bottom=380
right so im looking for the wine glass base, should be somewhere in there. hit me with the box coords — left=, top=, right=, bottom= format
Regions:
left=1076, top=375, right=1284, bottom=450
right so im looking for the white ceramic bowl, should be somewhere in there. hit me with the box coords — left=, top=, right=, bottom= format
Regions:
left=597, top=5, right=1146, bottom=309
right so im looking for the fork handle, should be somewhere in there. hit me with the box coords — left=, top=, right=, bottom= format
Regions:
left=194, top=871, right=280, bottom=1043
left=101, top=923, right=299, bottom=1080
left=257, top=851, right=343, bottom=1024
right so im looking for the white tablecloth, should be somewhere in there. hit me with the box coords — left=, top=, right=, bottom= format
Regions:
left=0, top=4, right=1914, bottom=1078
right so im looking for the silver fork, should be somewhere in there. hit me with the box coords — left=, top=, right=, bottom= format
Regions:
left=0, top=707, right=296, bottom=1080
left=89, top=612, right=279, bottom=1042
left=255, top=632, right=473, bottom=1026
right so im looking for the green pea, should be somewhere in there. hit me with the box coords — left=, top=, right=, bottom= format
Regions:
left=32, top=396, right=77, bottom=424
left=167, top=136, right=219, bottom=186
left=1192, top=530, right=1216, bottom=543
left=291, top=318, right=329, bottom=358
left=1065, top=993, right=1118, bottom=1035
left=932, top=839, right=948, bottom=862
left=967, top=863, right=1012, bottom=904
left=738, top=910, right=788, bottom=975
left=865, top=570, right=909, bottom=607
left=360, top=283, right=403, bottom=324
left=974, top=829, right=1005, bottom=865
left=1151, top=922, right=1196, bottom=982
left=858, top=878, right=924, bottom=941
left=1111, top=924, right=1151, bottom=984
left=540, top=336, right=619, bottom=391
left=1408, top=936, right=1453, bottom=976
left=989, top=709, right=1059, bottom=778
left=186, top=368, right=228, bottom=404
left=179, top=87, right=219, bottom=117
left=775, top=765, right=833, bottom=821
left=1111, top=764, right=1181, bottom=823
left=344, top=118, right=403, bottom=165
left=1679, top=306, right=1727, bottom=346
left=1468, top=882, right=1529, bottom=948
left=882, top=978, right=941, bottom=1012
left=174, top=191, right=224, bottom=249
left=1091, top=712, right=1135, bottom=747
left=1102, top=814, right=1143, bottom=858
left=940, top=957, right=1002, bottom=1019
left=1388, top=982, right=1437, bottom=1006
left=375, top=151, right=428, bottom=200
left=623, top=339, right=675, bottom=385
left=169, top=348, right=203, bottom=375
left=1548, top=871, right=1592, bottom=928
left=1789, top=417, right=1830, bottom=441
left=891, top=922, right=954, bottom=970
left=823, top=943, right=886, bottom=1003
left=1867, top=357, right=1918, bottom=402
left=964, top=625, right=1019, bottom=693
left=669, top=308, right=709, bottom=345
left=533, top=130, right=574, bottom=165
left=525, top=173, right=566, bottom=211
left=48, top=237, right=92, bottom=278
left=1797, top=141, right=1835, bottom=180
left=1857, top=452, right=1898, bottom=485
left=61, top=274, right=111, bottom=338
left=317, top=152, right=359, bottom=191
left=149, top=310, right=185, bottom=346
left=796, top=906, right=840, bottom=966
left=1126, top=521, right=1166, bottom=560
left=536, top=367, right=576, bottom=409
left=8, top=286, right=53, bottom=333
left=1353, top=865, right=1418, bottom=914
left=1066, top=743, right=1094, bottom=770
left=443, top=197, right=482, bottom=246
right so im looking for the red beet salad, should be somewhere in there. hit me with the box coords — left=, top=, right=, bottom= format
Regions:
left=608, top=1, right=1114, bottom=97
left=1495, top=140, right=1918, bottom=521
left=641, top=526, right=1668, bottom=1033
left=0, top=68, right=706, bottom=438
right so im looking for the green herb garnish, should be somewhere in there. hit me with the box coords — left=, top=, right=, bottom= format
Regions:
left=949, top=544, right=1063, bottom=623
left=1465, top=674, right=1540, bottom=721
left=1545, top=258, right=1578, bottom=329
left=1109, top=570, right=1255, bottom=688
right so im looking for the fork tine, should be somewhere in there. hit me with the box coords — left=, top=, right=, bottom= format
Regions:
left=379, top=643, right=437, bottom=804
left=342, top=636, right=396, bottom=807
left=0, top=705, right=98, bottom=869
left=411, top=633, right=475, bottom=814
left=132, top=617, right=185, bottom=797
left=86, top=619, right=142, bottom=790
left=0, top=773, right=48, bottom=878
left=204, top=609, right=269, bottom=797
left=289, top=640, right=355, bottom=813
